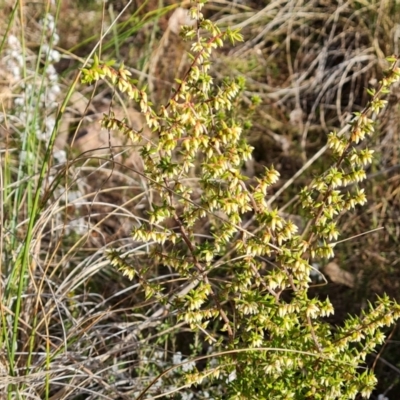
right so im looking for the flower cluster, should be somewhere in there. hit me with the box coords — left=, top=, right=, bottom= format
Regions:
left=5, top=13, right=62, bottom=151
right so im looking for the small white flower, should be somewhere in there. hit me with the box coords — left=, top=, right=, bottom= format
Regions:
left=14, top=97, right=24, bottom=107
left=52, top=33, right=60, bottom=45
left=19, top=151, right=34, bottom=163
left=180, top=392, right=194, bottom=400
left=51, top=84, right=61, bottom=95
left=47, top=64, right=56, bottom=75
left=226, top=369, right=236, bottom=383
left=42, top=43, right=50, bottom=54
left=54, top=150, right=66, bottom=164
left=8, top=34, right=20, bottom=48
left=43, top=48, right=60, bottom=63
left=50, top=49, right=60, bottom=62
left=67, top=217, right=88, bottom=235
left=37, top=116, right=56, bottom=142
left=47, top=67, right=59, bottom=82
left=182, top=360, right=196, bottom=372
left=154, top=351, right=166, bottom=362
left=10, top=50, right=23, bottom=66
left=172, top=352, right=182, bottom=365
left=42, top=14, right=55, bottom=32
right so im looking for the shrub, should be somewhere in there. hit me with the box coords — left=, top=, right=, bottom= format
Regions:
left=80, top=1, right=400, bottom=398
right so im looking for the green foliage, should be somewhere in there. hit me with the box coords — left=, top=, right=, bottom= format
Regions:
left=82, top=1, right=400, bottom=398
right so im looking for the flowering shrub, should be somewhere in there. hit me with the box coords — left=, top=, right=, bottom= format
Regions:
left=82, top=1, right=400, bottom=398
